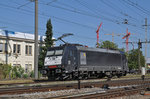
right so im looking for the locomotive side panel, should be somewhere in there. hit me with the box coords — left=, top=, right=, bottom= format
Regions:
left=62, top=46, right=78, bottom=73
left=78, top=50, right=123, bottom=72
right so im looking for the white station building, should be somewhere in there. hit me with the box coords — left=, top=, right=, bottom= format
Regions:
left=0, top=29, right=45, bottom=73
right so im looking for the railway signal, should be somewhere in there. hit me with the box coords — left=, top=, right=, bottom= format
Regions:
left=127, top=39, right=150, bottom=70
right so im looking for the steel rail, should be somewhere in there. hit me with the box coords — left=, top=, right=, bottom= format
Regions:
left=0, top=78, right=150, bottom=96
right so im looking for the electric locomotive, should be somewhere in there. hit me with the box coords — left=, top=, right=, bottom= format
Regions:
left=41, top=44, right=128, bottom=80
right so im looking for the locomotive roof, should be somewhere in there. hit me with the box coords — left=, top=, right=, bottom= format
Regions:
left=52, top=44, right=125, bottom=55
left=76, top=46, right=122, bottom=54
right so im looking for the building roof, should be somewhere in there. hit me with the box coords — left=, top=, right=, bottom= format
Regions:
left=0, top=29, right=45, bottom=41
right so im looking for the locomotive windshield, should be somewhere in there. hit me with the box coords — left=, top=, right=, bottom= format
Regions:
left=46, top=49, right=63, bottom=56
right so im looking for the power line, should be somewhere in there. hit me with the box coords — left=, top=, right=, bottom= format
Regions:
left=100, top=0, right=128, bottom=17
left=75, top=0, right=121, bottom=24
left=0, top=3, right=96, bottom=30
left=127, top=0, right=150, bottom=15
left=102, top=0, right=140, bottom=23
left=1, top=1, right=143, bottom=34
left=100, top=0, right=143, bottom=28
left=39, top=1, right=121, bottom=24
left=0, top=0, right=148, bottom=47
left=0, top=2, right=103, bottom=41
left=17, top=1, right=31, bottom=9
left=75, top=0, right=144, bottom=29
left=119, top=0, right=144, bottom=19
left=46, top=0, right=57, bottom=5
left=76, top=0, right=123, bottom=20
left=123, top=0, right=150, bottom=16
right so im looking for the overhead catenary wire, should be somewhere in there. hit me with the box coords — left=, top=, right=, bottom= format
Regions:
left=123, top=0, right=150, bottom=16
left=119, top=0, right=145, bottom=19
left=100, top=0, right=143, bottom=28
left=0, top=3, right=96, bottom=30
left=127, top=0, right=150, bottom=15
left=1, top=1, right=144, bottom=33
left=39, top=1, right=121, bottom=24
left=0, top=1, right=117, bottom=35
left=100, top=0, right=141, bottom=23
left=0, top=2, right=103, bottom=41
left=75, top=0, right=122, bottom=24
left=46, top=0, right=57, bottom=5
left=0, top=0, right=148, bottom=49
left=75, top=0, right=144, bottom=30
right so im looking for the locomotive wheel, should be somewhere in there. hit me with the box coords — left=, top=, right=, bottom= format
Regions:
left=106, top=75, right=112, bottom=81
left=48, top=76, right=55, bottom=81
left=117, top=74, right=121, bottom=78
left=84, top=75, right=88, bottom=80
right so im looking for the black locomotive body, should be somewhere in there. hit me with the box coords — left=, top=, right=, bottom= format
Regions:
left=42, top=44, right=128, bottom=80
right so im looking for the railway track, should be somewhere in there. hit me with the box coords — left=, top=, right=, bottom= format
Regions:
left=50, top=85, right=149, bottom=99
left=0, top=75, right=146, bottom=86
left=0, top=78, right=150, bottom=96
left=0, top=77, right=146, bottom=87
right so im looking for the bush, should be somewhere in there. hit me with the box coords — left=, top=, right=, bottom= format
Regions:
left=30, top=71, right=34, bottom=78
left=11, top=66, right=24, bottom=79
left=0, top=64, right=35, bottom=80
left=0, top=64, right=11, bottom=79
left=23, top=74, right=28, bottom=79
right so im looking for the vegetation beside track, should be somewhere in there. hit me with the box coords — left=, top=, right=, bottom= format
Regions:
left=0, top=73, right=150, bottom=85
left=0, top=79, right=34, bottom=84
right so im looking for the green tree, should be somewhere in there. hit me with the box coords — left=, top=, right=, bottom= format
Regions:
left=38, top=19, right=54, bottom=70
left=128, top=49, right=145, bottom=70
left=99, top=40, right=126, bottom=52
left=100, top=40, right=118, bottom=50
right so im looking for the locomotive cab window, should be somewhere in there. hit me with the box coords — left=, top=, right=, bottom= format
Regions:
left=46, top=50, right=55, bottom=56
left=55, top=50, right=63, bottom=55
left=46, top=49, right=63, bottom=56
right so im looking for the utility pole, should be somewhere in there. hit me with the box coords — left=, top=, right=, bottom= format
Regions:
left=142, top=18, right=149, bottom=69
left=34, top=0, right=38, bottom=79
left=138, top=39, right=141, bottom=70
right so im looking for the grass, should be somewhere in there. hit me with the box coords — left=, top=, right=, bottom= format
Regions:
left=0, top=73, right=150, bottom=85
left=0, top=79, right=34, bottom=84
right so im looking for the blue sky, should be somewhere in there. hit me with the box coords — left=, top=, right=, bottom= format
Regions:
left=0, top=0, right=150, bottom=58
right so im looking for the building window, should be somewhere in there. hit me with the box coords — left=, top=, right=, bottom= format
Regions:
left=25, top=45, right=32, bottom=55
left=13, top=44, right=21, bottom=54
left=0, top=43, right=3, bottom=52
left=0, top=43, right=6, bottom=53
left=25, top=64, right=32, bottom=73
left=13, top=64, right=21, bottom=66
